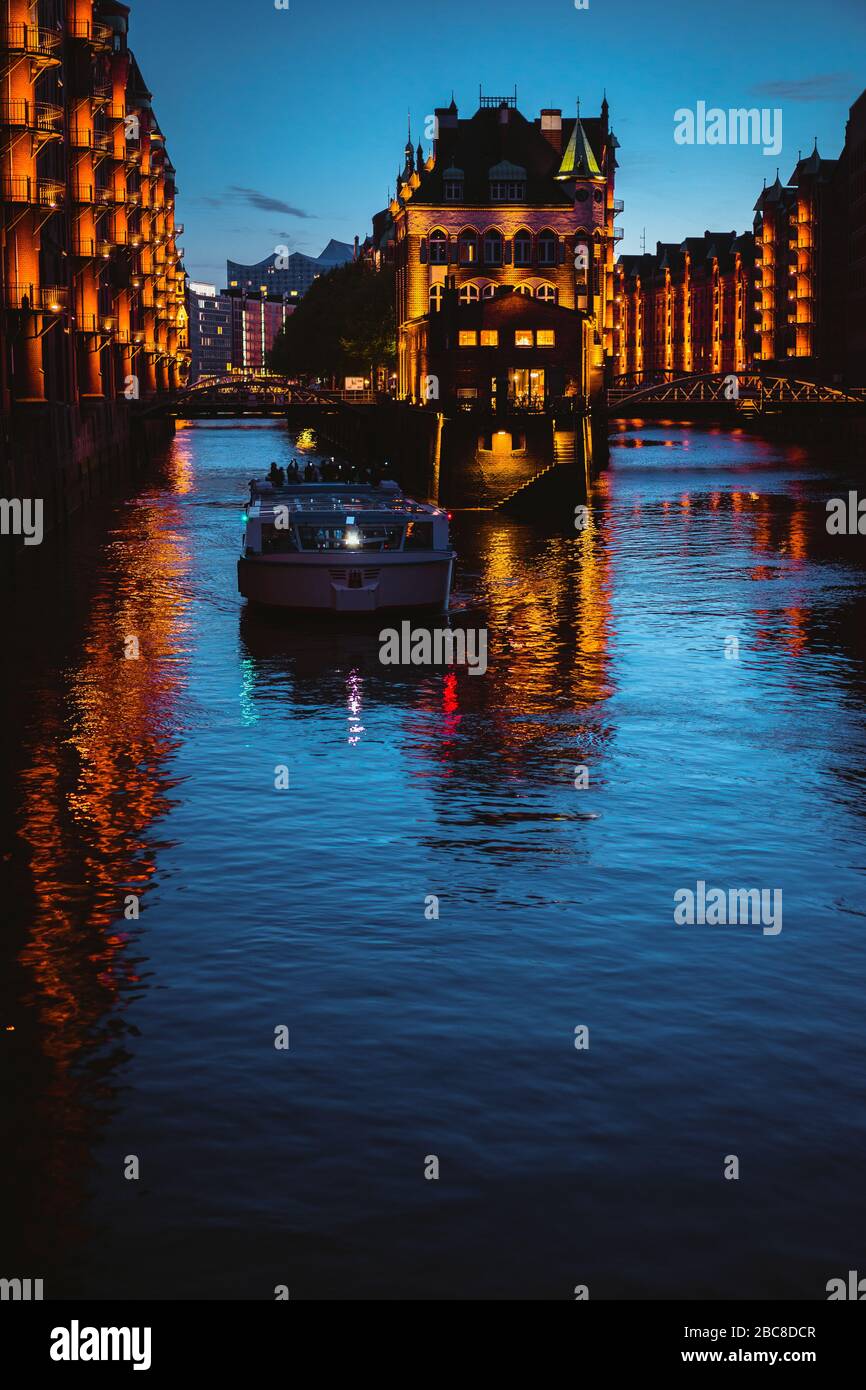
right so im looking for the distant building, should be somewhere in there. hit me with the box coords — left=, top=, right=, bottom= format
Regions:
left=616, top=231, right=756, bottom=378
left=227, top=291, right=295, bottom=373
left=226, top=240, right=356, bottom=302
left=187, top=283, right=232, bottom=380
left=187, top=282, right=296, bottom=381
left=375, top=92, right=621, bottom=405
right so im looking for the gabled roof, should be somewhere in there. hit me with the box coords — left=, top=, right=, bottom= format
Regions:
left=400, top=102, right=609, bottom=209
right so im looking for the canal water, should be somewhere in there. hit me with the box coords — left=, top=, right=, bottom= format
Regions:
left=1, top=418, right=865, bottom=1300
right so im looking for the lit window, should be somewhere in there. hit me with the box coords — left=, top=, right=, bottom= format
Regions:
left=458, top=330, right=478, bottom=346
left=217, top=327, right=223, bottom=335
left=515, top=329, right=533, bottom=347
left=230, top=280, right=238, bottom=287
left=429, top=283, right=444, bottom=312
left=458, top=231, right=478, bottom=265
left=480, top=330, right=498, bottom=346
left=537, top=329, right=555, bottom=346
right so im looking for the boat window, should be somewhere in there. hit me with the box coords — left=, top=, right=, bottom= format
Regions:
left=296, top=525, right=404, bottom=552
left=261, top=524, right=298, bottom=553
left=404, top=521, right=434, bottom=550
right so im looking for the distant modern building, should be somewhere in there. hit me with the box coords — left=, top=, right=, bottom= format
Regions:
left=187, top=283, right=232, bottom=380
left=187, top=282, right=296, bottom=381
left=226, top=239, right=356, bottom=302
left=616, top=231, right=757, bottom=378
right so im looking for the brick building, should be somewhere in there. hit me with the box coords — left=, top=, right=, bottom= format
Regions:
left=0, top=0, right=188, bottom=411
left=616, top=231, right=756, bottom=378
left=382, top=92, right=622, bottom=407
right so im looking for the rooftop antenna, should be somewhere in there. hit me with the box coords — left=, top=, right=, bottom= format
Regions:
left=640, top=226, right=646, bottom=253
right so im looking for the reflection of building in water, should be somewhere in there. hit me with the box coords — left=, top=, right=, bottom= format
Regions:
left=7, top=447, right=192, bottom=1261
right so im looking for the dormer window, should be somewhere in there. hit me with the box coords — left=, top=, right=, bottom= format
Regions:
left=490, top=181, right=526, bottom=201
left=442, top=166, right=464, bottom=202
left=488, top=161, right=527, bottom=202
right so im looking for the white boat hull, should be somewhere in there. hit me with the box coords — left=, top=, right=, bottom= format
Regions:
left=238, top=551, right=454, bottom=613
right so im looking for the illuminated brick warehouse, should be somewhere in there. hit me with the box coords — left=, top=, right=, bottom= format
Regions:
left=0, top=1, right=188, bottom=415
left=615, top=231, right=757, bottom=378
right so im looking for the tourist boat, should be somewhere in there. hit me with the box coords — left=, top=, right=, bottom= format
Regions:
left=238, top=478, right=456, bottom=612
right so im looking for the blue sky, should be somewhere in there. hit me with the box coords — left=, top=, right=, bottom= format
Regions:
left=133, top=0, right=866, bottom=284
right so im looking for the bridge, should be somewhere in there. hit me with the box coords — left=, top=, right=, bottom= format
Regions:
left=150, top=375, right=375, bottom=418
left=606, top=371, right=866, bottom=416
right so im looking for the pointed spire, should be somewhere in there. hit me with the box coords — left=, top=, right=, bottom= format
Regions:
left=556, top=105, right=602, bottom=180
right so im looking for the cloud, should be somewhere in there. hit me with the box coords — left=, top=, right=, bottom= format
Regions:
left=228, top=186, right=313, bottom=217
left=750, top=73, right=853, bottom=101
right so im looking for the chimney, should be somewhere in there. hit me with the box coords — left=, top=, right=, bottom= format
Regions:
left=433, top=100, right=458, bottom=160
left=540, top=109, right=562, bottom=154
left=498, top=100, right=510, bottom=127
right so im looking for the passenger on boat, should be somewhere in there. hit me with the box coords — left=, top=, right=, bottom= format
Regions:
left=267, top=462, right=281, bottom=484
left=286, top=460, right=299, bottom=482
left=303, top=462, right=320, bottom=482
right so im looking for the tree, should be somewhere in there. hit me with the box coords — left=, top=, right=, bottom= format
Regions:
left=268, top=260, right=395, bottom=382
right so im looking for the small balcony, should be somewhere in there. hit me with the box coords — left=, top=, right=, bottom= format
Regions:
left=612, top=225, right=624, bottom=242
left=38, top=178, right=65, bottom=208
left=1, top=24, right=62, bottom=67
left=69, top=19, right=114, bottom=49
left=92, top=78, right=113, bottom=106
left=0, top=99, right=63, bottom=139
left=0, top=282, right=55, bottom=310
left=612, top=198, right=624, bottom=214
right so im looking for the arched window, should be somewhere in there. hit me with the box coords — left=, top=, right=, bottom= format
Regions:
left=458, top=229, right=479, bottom=265
left=537, top=230, right=557, bottom=266
left=483, top=230, right=503, bottom=266
left=536, top=283, right=557, bottom=303
left=513, top=284, right=533, bottom=296
left=513, top=230, right=532, bottom=267
left=429, top=283, right=444, bottom=312
left=458, top=282, right=480, bottom=304
left=481, top=283, right=496, bottom=299
left=429, top=229, right=448, bottom=265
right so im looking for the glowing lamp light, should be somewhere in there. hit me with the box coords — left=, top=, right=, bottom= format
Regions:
left=344, top=528, right=361, bottom=549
